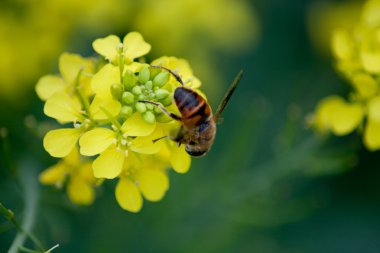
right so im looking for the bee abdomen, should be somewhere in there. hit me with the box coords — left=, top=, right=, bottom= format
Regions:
left=174, top=87, right=212, bottom=127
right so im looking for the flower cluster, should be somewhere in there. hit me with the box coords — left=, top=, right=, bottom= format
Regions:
left=311, top=0, right=380, bottom=151
left=37, top=32, right=197, bottom=212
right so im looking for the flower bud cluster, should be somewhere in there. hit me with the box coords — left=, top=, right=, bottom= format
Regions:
left=111, top=66, right=172, bottom=124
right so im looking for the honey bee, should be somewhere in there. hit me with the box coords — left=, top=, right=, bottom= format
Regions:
left=141, top=66, right=243, bottom=157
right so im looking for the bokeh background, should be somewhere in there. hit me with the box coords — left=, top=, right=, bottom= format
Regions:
left=1, top=0, right=380, bottom=252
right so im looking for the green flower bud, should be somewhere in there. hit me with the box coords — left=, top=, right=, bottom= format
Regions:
left=154, top=106, right=163, bottom=114
left=153, top=71, right=170, bottom=87
left=156, top=113, right=173, bottom=123
left=135, top=102, right=147, bottom=113
left=123, top=69, right=137, bottom=90
left=154, top=89, right=170, bottom=100
left=145, top=80, right=153, bottom=90
left=161, top=96, right=173, bottom=106
left=111, top=83, right=123, bottom=100
left=146, top=103, right=154, bottom=110
left=138, top=94, right=145, bottom=101
left=132, top=85, right=142, bottom=95
left=150, top=67, right=160, bottom=79
left=122, top=92, right=134, bottom=104
left=120, top=106, right=133, bottom=118
left=142, top=111, right=156, bottom=124
left=139, top=66, right=150, bottom=84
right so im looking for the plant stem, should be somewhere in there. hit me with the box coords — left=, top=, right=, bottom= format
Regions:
left=7, top=163, right=46, bottom=253
left=75, top=68, right=93, bottom=120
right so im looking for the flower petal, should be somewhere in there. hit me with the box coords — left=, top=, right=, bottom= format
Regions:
left=314, top=96, right=363, bottom=135
left=137, top=169, right=169, bottom=202
left=44, top=92, right=82, bottom=122
left=121, top=113, right=156, bottom=136
left=368, top=96, right=380, bottom=121
left=93, top=35, right=121, bottom=62
left=43, top=128, right=81, bottom=158
left=361, top=50, right=380, bottom=73
left=67, top=176, right=95, bottom=205
left=331, top=29, right=354, bottom=61
left=91, top=64, right=120, bottom=98
left=123, top=32, right=151, bottom=61
left=92, top=147, right=124, bottom=179
left=79, top=128, right=115, bottom=156
left=59, top=53, right=93, bottom=85
left=35, top=75, right=66, bottom=101
left=364, top=119, right=380, bottom=151
left=39, top=163, right=66, bottom=185
left=330, top=102, right=363, bottom=136
left=170, top=145, right=191, bottom=174
left=130, top=128, right=164, bottom=154
left=63, top=146, right=80, bottom=168
left=90, top=95, right=121, bottom=120
left=351, top=73, right=378, bottom=99
left=115, top=177, right=143, bottom=213
left=152, top=56, right=201, bottom=88
left=78, top=163, right=96, bottom=183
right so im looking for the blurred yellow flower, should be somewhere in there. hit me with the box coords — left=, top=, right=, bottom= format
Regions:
left=0, top=0, right=132, bottom=104
left=313, top=96, right=364, bottom=136
left=311, top=0, right=380, bottom=151
left=39, top=148, right=96, bottom=205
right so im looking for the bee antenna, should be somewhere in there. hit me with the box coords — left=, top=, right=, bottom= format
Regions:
left=150, top=65, right=184, bottom=86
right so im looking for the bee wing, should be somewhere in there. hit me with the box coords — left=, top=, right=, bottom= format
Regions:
left=214, top=70, right=243, bottom=123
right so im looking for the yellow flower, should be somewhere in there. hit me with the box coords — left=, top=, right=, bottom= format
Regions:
left=351, top=73, right=378, bottom=99
left=36, top=53, right=94, bottom=101
left=37, top=33, right=202, bottom=212
left=115, top=153, right=170, bottom=213
left=39, top=147, right=96, bottom=205
left=313, top=96, right=364, bottom=136
left=364, top=96, right=380, bottom=150
left=93, top=32, right=151, bottom=64
left=151, top=56, right=202, bottom=89
left=158, top=122, right=192, bottom=174
left=79, top=113, right=163, bottom=179
left=43, top=91, right=120, bottom=157
left=311, top=0, right=380, bottom=152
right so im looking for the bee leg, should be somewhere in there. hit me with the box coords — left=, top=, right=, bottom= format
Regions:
left=150, top=65, right=184, bottom=86
left=139, top=100, right=182, bottom=121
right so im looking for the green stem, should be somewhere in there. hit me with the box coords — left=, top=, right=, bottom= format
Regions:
left=18, top=246, right=42, bottom=253
left=100, top=106, right=122, bottom=130
left=7, top=165, right=46, bottom=253
left=75, top=68, right=93, bottom=120
left=118, top=45, right=125, bottom=82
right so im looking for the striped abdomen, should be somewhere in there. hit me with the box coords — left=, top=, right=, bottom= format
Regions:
left=174, top=87, right=212, bottom=127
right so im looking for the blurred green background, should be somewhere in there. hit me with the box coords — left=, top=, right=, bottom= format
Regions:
left=1, top=0, right=380, bottom=252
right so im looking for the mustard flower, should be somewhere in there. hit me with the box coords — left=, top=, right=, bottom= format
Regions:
left=39, top=148, right=96, bottom=205
left=116, top=153, right=170, bottom=212
left=311, top=0, right=380, bottom=151
left=35, top=53, right=94, bottom=101
left=41, top=54, right=120, bottom=158
left=38, top=32, right=199, bottom=212
left=93, top=32, right=151, bottom=64
left=79, top=113, right=163, bottom=179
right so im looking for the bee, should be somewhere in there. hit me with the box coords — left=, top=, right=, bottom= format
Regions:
left=141, top=66, right=243, bottom=157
